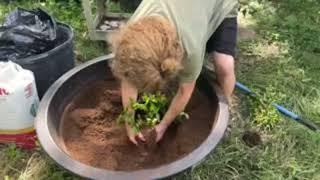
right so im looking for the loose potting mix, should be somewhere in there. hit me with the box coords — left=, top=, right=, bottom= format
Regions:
left=60, top=80, right=216, bottom=170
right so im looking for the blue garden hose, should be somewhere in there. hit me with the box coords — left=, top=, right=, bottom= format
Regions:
left=235, top=82, right=319, bottom=131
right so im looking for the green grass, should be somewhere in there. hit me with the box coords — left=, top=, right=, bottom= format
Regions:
left=1, top=0, right=320, bottom=179
left=0, top=144, right=79, bottom=179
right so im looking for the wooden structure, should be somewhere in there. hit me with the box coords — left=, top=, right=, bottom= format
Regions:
left=81, top=0, right=131, bottom=41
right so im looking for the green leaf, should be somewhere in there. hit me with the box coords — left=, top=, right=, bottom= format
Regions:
left=116, top=91, right=188, bottom=132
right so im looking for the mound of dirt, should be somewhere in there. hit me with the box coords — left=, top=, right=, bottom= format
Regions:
left=60, top=80, right=216, bottom=171
left=242, top=130, right=262, bottom=147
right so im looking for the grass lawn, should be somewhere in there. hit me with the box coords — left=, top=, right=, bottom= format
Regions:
left=1, top=0, right=319, bottom=179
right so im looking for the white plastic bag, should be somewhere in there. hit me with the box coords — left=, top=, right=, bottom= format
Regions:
left=0, top=61, right=39, bottom=149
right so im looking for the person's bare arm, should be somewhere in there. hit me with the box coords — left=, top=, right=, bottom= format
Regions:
left=121, top=79, right=138, bottom=109
left=120, top=80, right=145, bottom=144
left=155, top=81, right=196, bottom=141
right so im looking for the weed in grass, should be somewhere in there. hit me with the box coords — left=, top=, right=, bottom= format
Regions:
left=247, top=85, right=286, bottom=129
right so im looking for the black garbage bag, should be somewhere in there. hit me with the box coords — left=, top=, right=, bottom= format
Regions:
left=0, top=8, right=57, bottom=61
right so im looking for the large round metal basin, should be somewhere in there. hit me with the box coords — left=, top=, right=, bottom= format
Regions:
left=35, top=54, right=229, bottom=179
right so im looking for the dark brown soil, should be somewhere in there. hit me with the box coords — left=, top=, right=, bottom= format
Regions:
left=60, top=80, right=216, bottom=171
left=138, top=128, right=157, bottom=154
left=242, top=130, right=262, bottom=147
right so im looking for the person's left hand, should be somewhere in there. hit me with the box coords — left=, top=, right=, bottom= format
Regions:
left=154, top=123, right=168, bottom=142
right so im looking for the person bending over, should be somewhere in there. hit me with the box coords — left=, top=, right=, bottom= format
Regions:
left=110, top=0, right=238, bottom=144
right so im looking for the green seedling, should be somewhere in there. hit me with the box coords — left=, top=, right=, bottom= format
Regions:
left=117, top=92, right=189, bottom=132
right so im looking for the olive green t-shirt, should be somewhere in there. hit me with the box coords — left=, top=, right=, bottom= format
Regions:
left=130, top=0, right=239, bottom=82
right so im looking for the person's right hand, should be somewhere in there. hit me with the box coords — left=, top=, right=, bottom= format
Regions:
left=126, top=124, right=145, bottom=145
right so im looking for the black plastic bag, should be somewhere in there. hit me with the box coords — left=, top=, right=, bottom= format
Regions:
left=0, top=8, right=57, bottom=61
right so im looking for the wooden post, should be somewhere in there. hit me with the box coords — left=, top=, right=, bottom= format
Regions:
left=82, top=0, right=96, bottom=40
left=81, top=0, right=132, bottom=40
left=97, top=0, right=106, bottom=17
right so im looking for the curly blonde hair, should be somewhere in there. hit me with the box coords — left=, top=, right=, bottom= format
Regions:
left=110, top=16, right=184, bottom=92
